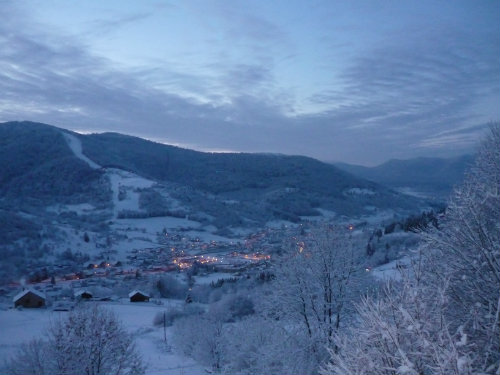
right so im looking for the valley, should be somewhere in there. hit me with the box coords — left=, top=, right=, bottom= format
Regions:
left=0, top=121, right=454, bottom=374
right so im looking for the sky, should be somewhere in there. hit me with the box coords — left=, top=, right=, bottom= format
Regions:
left=1, top=0, right=499, bottom=165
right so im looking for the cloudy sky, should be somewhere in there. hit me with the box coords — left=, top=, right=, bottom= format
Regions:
left=1, top=1, right=499, bottom=165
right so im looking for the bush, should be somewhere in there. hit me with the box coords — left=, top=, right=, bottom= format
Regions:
left=153, top=304, right=204, bottom=327
left=153, top=275, right=189, bottom=299
left=3, top=305, right=145, bottom=375
left=210, top=294, right=255, bottom=322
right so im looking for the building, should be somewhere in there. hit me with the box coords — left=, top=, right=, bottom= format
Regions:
left=13, top=289, right=46, bottom=308
left=74, top=290, right=93, bottom=300
left=128, top=290, right=150, bottom=302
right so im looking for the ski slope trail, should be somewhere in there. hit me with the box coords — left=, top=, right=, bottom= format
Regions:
left=62, top=132, right=101, bottom=169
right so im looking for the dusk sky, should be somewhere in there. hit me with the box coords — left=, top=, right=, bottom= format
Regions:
left=1, top=1, right=499, bottom=165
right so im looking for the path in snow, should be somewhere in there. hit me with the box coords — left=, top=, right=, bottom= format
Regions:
left=62, top=132, right=101, bottom=169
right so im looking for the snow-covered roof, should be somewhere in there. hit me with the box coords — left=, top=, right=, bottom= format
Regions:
left=13, top=288, right=45, bottom=302
left=128, top=290, right=150, bottom=298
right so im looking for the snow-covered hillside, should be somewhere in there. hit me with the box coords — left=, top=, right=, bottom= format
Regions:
left=62, top=132, right=101, bottom=169
left=0, top=302, right=206, bottom=375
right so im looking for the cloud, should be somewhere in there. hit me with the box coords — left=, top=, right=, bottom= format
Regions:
left=0, top=2, right=498, bottom=166
left=303, top=24, right=500, bottom=160
left=85, top=12, right=156, bottom=37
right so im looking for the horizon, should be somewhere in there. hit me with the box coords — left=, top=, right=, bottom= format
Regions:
left=1, top=1, right=498, bottom=165
left=1, top=119, right=474, bottom=167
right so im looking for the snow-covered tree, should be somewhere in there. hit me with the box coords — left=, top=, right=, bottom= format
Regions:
left=426, top=124, right=500, bottom=372
left=323, top=254, right=471, bottom=374
left=275, top=225, right=365, bottom=341
left=322, top=125, right=500, bottom=375
left=262, top=225, right=367, bottom=374
left=4, top=305, right=145, bottom=375
left=173, top=309, right=227, bottom=371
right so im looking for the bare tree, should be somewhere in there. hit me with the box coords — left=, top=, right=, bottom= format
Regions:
left=172, top=309, right=227, bottom=371
left=266, top=224, right=367, bottom=374
left=4, top=305, right=145, bottom=375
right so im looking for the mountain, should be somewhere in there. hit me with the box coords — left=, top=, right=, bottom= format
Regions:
left=0, top=121, right=427, bottom=283
left=79, top=131, right=424, bottom=216
left=0, top=121, right=108, bottom=207
left=0, top=121, right=426, bottom=220
left=335, top=155, right=473, bottom=200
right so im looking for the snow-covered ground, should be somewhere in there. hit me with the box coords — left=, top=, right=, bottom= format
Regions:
left=62, top=132, right=101, bottom=169
left=0, top=302, right=206, bottom=375
left=47, top=202, right=97, bottom=214
left=193, top=272, right=235, bottom=285
left=394, top=187, right=432, bottom=199
left=107, top=168, right=156, bottom=219
left=359, top=209, right=397, bottom=224
left=371, top=256, right=412, bottom=281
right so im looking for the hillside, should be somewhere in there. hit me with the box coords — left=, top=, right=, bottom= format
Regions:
left=335, top=155, right=473, bottom=200
left=0, top=121, right=427, bottom=283
left=0, top=121, right=108, bottom=207
left=79, top=131, right=424, bottom=218
left=0, top=121, right=426, bottom=220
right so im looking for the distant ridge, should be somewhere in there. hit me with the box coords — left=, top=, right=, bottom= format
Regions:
left=335, top=155, right=473, bottom=200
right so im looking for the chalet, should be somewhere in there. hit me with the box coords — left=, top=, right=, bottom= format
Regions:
left=74, top=290, right=93, bottom=300
left=129, top=290, right=150, bottom=302
left=13, top=289, right=46, bottom=308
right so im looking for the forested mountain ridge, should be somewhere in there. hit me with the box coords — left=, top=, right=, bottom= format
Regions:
left=335, top=155, right=473, bottom=200
left=1, top=121, right=425, bottom=219
left=0, top=121, right=107, bottom=206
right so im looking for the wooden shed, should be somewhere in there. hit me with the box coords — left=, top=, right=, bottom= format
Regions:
left=129, top=290, right=150, bottom=302
left=75, top=290, right=93, bottom=300
left=13, top=289, right=46, bottom=308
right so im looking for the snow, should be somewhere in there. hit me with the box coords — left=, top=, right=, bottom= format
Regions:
left=194, top=273, right=236, bottom=285
left=62, top=132, right=101, bottom=169
left=316, top=208, right=337, bottom=218
left=0, top=302, right=207, bottom=375
left=112, top=217, right=202, bottom=247
left=396, top=364, right=417, bottom=375
left=46, top=202, right=97, bottom=214
left=266, top=220, right=298, bottom=229
left=108, top=168, right=156, bottom=219
left=0, top=309, right=70, bottom=359
left=129, top=290, right=150, bottom=298
left=394, top=187, right=431, bottom=199
left=13, top=288, right=45, bottom=302
left=371, top=256, right=411, bottom=281
left=360, top=209, right=397, bottom=224
left=344, top=187, right=375, bottom=196
left=183, top=230, right=234, bottom=243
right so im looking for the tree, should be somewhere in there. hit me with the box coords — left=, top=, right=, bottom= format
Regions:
left=4, top=305, right=145, bottom=375
left=323, top=254, right=467, bottom=374
left=173, top=310, right=227, bottom=371
left=425, top=125, right=500, bottom=372
left=265, top=225, right=367, bottom=374
left=322, top=125, right=500, bottom=375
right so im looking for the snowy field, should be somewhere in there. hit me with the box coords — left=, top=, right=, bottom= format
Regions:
left=371, top=256, right=412, bottom=281
left=0, top=301, right=206, bottom=375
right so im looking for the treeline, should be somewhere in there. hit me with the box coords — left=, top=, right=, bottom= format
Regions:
left=383, top=209, right=443, bottom=235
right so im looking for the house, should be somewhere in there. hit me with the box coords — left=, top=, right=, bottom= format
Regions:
left=128, top=290, right=150, bottom=302
left=74, top=290, right=93, bottom=300
left=13, top=289, right=46, bottom=308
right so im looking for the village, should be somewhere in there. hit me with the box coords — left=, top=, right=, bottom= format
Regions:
left=0, top=226, right=289, bottom=311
